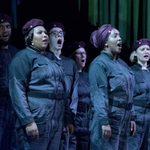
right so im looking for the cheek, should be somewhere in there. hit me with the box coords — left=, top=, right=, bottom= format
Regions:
left=148, top=52, right=150, bottom=56
left=61, top=37, right=64, bottom=44
left=136, top=54, right=144, bottom=60
left=49, top=37, right=56, bottom=44
left=75, top=56, right=80, bottom=62
left=85, top=55, right=87, bottom=60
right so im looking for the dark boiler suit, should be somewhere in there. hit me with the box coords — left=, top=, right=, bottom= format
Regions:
left=128, top=64, right=150, bottom=150
left=9, top=46, right=67, bottom=150
left=89, top=51, right=135, bottom=150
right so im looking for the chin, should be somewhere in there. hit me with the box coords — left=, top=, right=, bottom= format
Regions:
left=117, top=49, right=121, bottom=54
left=57, top=45, right=63, bottom=49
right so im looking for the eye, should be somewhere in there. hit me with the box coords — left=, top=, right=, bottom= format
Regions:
left=0, top=25, right=4, bottom=30
left=147, top=48, right=150, bottom=51
left=49, top=31, right=64, bottom=37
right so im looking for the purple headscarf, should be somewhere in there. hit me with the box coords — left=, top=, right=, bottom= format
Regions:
left=133, top=38, right=150, bottom=51
left=90, top=24, right=114, bottom=49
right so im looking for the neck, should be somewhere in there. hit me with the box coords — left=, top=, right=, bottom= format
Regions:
left=50, top=48, right=61, bottom=59
left=104, top=49, right=118, bottom=60
left=78, top=69, right=82, bottom=72
left=29, top=45, right=44, bottom=52
left=77, top=66, right=83, bottom=72
left=1, top=45, right=8, bottom=49
left=137, top=61, right=148, bottom=70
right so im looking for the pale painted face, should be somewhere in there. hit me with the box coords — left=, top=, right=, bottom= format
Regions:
left=106, top=28, right=122, bottom=55
left=32, top=26, right=49, bottom=51
left=74, top=47, right=87, bottom=71
left=49, top=27, right=64, bottom=51
left=135, top=44, right=150, bottom=64
left=0, top=22, right=11, bottom=44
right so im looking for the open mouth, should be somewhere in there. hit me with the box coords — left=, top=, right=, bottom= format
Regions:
left=57, top=39, right=62, bottom=44
left=144, top=55, right=149, bottom=58
left=117, top=43, right=122, bottom=48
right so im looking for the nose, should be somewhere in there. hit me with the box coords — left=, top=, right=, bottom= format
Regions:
left=1, top=26, right=7, bottom=32
left=43, top=32, right=48, bottom=37
left=57, top=32, right=64, bottom=37
left=118, top=36, right=121, bottom=41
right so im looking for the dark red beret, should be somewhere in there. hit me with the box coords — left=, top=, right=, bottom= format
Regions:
left=72, top=41, right=86, bottom=51
left=48, top=21, right=64, bottom=31
left=22, top=18, right=44, bottom=36
left=0, top=13, right=11, bottom=24
left=90, top=24, right=113, bottom=49
left=133, top=38, right=150, bottom=50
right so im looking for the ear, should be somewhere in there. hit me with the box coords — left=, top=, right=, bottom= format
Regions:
left=105, top=43, right=108, bottom=48
left=130, top=51, right=137, bottom=63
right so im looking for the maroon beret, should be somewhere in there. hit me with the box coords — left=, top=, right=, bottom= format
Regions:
left=0, top=13, right=11, bottom=24
left=48, top=21, right=64, bottom=31
left=72, top=41, right=86, bottom=52
left=22, top=18, right=44, bottom=36
left=90, top=24, right=113, bottom=49
left=133, top=38, right=150, bottom=51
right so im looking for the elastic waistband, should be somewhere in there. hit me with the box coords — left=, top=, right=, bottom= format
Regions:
left=109, top=100, right=132, bottom=110
left=77, top=101, right=89, bottom=113
left=134, top=100, right=150, bottom=108
left=28, top=91, right=65, bottom=100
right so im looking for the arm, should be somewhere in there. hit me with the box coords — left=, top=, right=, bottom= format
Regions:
left=89, top=62, right=109, bottom=125
left=9, top=53, right=34, bottom=126
left=89, top=62, right=111, bottom=138
left=9, top=53, right=39, bottom=138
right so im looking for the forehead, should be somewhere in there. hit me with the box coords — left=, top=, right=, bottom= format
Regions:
left=33, top=26, right=46, bottom=32
left=137, top=44, right=150, bottom=50
left=50, top=27, right=63, bottom=32
left=0, top=22, right=11, bottom=27
left=75, top=47, right=85, bottom=52
left=110, top=28, right=119, bottom=35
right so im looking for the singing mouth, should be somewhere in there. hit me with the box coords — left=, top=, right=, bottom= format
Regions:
left=57, top=39, right=62, bottom=44
left=144, top=55, right=149, bottom=58
left=117, top=42, right=122, bottom=48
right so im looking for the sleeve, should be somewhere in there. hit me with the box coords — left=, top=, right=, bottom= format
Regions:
left=65, top=60, right=78, bottom=125
left=9, top=54, right=34, bottom=127
left=64, top=98, right=75, bottom=126
left=89, top=62, right=109, bottom=125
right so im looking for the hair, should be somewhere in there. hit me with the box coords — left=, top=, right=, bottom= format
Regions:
left=130, top=51, right=137, bottom=63
left=24, top=29, right=34, bottom=46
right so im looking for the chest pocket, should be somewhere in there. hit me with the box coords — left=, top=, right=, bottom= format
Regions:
left=32, top=57, right=52, bottom=80
left=134, top=74, right=145, bottom=95
left=109, top=72, right=126, bottom=92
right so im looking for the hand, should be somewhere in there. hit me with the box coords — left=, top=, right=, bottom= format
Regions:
left=25, top=122, right=39, bottom=139
left=130, top=121, right=136, bottom=136
left=102, top=124, right=111, bottom=139
left=66, top=124, right=74, bottom=134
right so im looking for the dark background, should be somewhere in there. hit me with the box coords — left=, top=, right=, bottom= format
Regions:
left=0, top=0, right=132, bottom=66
